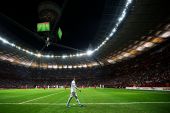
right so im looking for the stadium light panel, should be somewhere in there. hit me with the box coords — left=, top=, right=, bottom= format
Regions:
left=86, top=50, right=93, bottom=56
left=82, top=64, right=87, bottom=68
left=76, top=53, right=81, bottom=57
left=68, top=65, right=72, bottom=69
left=58, top=66, right=62, bottom=69
left=123, top=53, right=131, bottom=57
left=106, top=37, right=109, bottom=41
left=62, top=55, right=67, bottom=59
left=78, top=65, right=82, bottom=68
left=44, top=55, right=50, bottom=58
left=143, top=42, right=154, bottom=48
left=107, top=59, right=116, bottom=64
left=0, top=37, right=9, bottom=44
left=50, top=55, right=54, bottom=58
left=63, top=65, right=67, bottom=69
left=53, top=65, right=58, bottom=69
left=73, top=65, right=77, bottom=68
left=159, top=31, right=170, bottom=38
left=48, top=65, right=53, bottom=69
left=37, top=53, right=42, bottom=58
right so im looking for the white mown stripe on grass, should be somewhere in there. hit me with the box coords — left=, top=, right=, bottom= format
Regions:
left=0, top=102, right=170, bottom=105
left=19, top=91, right=64, bottom=104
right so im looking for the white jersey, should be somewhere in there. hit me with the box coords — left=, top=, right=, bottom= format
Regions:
left=71, top=80, right=76, bottom=93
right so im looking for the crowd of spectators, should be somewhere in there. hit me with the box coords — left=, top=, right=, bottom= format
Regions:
left=0, top=43, right=170, bottom=89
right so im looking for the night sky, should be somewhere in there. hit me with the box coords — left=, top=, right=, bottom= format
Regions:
left=0, top=0, right=106, bottom=52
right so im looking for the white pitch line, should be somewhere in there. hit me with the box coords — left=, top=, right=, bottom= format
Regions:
left=19, top=91, right=64, bottom=104
left=0, top=102, right=170, bottom=105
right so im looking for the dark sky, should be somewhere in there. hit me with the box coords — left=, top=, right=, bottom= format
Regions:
left=0, top=0, right=107, bottom=52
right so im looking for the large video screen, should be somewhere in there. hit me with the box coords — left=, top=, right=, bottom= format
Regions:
left=37, top=22, right=50, bottom=32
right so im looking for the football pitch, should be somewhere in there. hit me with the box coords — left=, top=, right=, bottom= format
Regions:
left=0, top=88, right=170, bottom=113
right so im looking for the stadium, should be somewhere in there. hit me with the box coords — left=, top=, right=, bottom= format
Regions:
left=0, top=0, right=170, bottom=113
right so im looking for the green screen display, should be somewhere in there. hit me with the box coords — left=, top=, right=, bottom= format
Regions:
left=58, top=27, right=62, bottom=40
left=37, top=22, right=50, bottom=32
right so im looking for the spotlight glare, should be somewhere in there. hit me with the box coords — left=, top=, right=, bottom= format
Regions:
left=86, top=50, right=93, bottom=56
left=37, top=53, right=42, bottom=58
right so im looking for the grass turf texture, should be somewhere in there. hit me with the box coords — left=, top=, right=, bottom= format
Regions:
left=0, top=88, right=170, bottom=113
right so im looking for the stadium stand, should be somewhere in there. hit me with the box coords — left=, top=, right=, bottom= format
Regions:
left=0, top=40, right=169, bottom=89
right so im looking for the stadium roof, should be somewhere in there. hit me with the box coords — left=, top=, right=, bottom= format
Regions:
left=0, top=0, right=170, bottom=72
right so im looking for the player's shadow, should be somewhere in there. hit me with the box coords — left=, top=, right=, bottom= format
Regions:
left=67, top=104, right=86, bottom=108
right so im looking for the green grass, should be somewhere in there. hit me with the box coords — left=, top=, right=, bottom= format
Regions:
left=0, top=88, right=170, bottom=113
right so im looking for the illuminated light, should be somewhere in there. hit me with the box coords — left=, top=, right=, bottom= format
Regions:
left=16, top=46, right=21, bottom=50
left=50, top=55, right=54, bottom=58
left=76, top=53, right=81, bottom=57
left=117, top=55, right=124, bottom=60
left=58, top=66, right=62, bottom=69
left=37, top=53, right=42, bottom=58
left=29, top=51, right=33, bottom=55
left=132, top=45, right=138, bottom=49
left=0, top=37, right=9, bottom=44
left=92, top=62, right=99, bottom=66
left=143, top=42, right=154, bottom=48
left=21, top=62, right=31, bottom=66
left=48, top=65, right=53, bottom=69
left=79, top=53, right=84, bottom=57
left=159, top=31, right=170, bottom=38
left=87, top=64, right=92, bottom=67
left=146, top=36, right=152, bottom=40
left=107, top=59, right=116, bottom=64
left=69, top=55, right=73, bottom=57
left=82, top=64, right=87, bottom=68
left=41, top=64, right=48, bottom=68
left=68, top=65, right=72, bottom=69
left=63, top=65, right=67, bottom=69
left=86, top=50, right=93, bottom=56
left=44, top=55, right=50, bottom=58
left=136, top=46, right=145, bottom=51
left=72, top=54, right=76, bottom=57
left=25, top=50, right=29, bottom=54
left=73, top=65, right=77, bottom=68
left=118, top=9, right=126, bottom=22
left=151, top=37, right=164, bottom=43
left=31, top=63, right=37, bottom=68
left=7, top=58, right=14, bottom=62
left=78, top=65, right=82, bottom=68
left=112, top=28, right=116, bottom=33
left=129, top=50, right=138, bottom=55
left=123, top=53, right=131, bottom=57
left=22, top=49, right=27, bottom=52
left=0, top=56, right=7, bottom=60
left=109, top=32, right=114, bottom=37
left=62, top=55, right=67, bottom=59
left=106, top=37, right=109, bottom=41
left=11, top=43, right=15, bottom=47
left=53, top=65, right=58, bottom=69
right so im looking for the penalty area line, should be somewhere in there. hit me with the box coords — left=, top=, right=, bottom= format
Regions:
left=19, top=91, right=64, bottom=104
left=0, top=102, right=170, bottom=105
